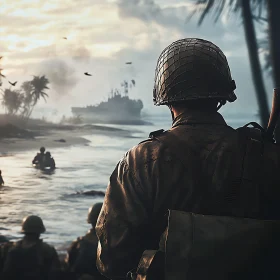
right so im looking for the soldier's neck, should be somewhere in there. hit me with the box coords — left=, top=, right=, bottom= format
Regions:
left=23, top=233, right=40, bottom=245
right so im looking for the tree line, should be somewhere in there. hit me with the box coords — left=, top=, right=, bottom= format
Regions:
left=0, top=76, right=49, bottom=120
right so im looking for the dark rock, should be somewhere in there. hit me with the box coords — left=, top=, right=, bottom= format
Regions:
left=76, top=190, right=105, bottom=197
left=54, top=139, right=66, bottom=143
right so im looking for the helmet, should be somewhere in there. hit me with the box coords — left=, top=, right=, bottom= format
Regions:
left=21, top=215, right=46, bottom=234
left=40, top=147, right=45, bottom=153
left=153, top=38, right=237, bottom=106
left=87, top=203, right=103, bottom=224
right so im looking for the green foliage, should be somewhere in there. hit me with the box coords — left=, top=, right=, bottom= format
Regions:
left=0, top=75, right=50, bottom=119
left=1, top=88, right=23, bottom=115
left=30, top=75, right=49, bottom=105
left=190, top=0, right=266, bottom=24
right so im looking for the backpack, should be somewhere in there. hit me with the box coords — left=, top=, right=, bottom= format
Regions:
left=3, top=241, right=45, bottom=280
left=135, top=210, right=280, bottom=280
left=134, top=123, right=280, bottom=280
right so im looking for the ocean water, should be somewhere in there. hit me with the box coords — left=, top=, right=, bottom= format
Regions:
left=0, top=114, right=255, bottom=253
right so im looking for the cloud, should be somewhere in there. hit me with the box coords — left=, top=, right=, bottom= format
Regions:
left=116, top=0, right=190, bottom=31
left=0, top=0, right=270, bottom=120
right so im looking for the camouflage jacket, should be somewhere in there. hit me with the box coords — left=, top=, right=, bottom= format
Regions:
left=96, top=110, right=280, bottom=279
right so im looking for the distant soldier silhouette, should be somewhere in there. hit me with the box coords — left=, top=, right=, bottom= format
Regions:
left=32, top=147, right=46, bottom=167
left=65, top=203, right=106, bottom=280
left=0, top=170, right=4, bottom=186
left=3, top=215, right=60, bottom=280
left=42, top=152, right=56, bottom=170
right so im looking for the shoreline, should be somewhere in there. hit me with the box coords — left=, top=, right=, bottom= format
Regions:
left=0, top=125, right=135, bottom=156
left=0, top=131, right=90, bottom=156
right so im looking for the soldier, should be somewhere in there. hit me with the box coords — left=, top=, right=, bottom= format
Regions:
left=32, top=147, right=46, bottom=166
left=65, top=203, right=106, bottom=280
left=0, top=170, right=4, bottom=186
left=42, top=152, right=56, bottom=170
left=95, top=38, right=280, bottom=279
left=2, top=215, right=60, bottom=280
left=0, top=238, right=13, bottom=277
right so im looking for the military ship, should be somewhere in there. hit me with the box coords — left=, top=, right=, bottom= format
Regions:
left=71, top=79, right=146, bottom=125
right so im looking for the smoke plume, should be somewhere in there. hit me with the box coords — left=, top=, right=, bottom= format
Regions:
left=72, top=46, right=91, bottom=63
left=39, top=59, right=78, bottom=96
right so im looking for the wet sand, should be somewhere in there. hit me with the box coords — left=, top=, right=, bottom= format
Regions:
left=0, top=131, right=89, bottom=156
left=0, top=125, right=133, bottom=156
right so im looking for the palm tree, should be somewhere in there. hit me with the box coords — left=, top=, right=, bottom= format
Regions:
left=20, top=76, right=50, bottom=119
left=191, top=0, right=269, bottom=127
left=1, top=88, right=23, bottom=115
left=20, top=81, right=33, bottom=118
left=30, top=75, right=49, bottom=105
left=266, top=1, right=280, bottom=140
left=266, top=1, right=280, bottom=88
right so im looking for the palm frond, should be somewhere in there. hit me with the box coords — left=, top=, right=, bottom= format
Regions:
left=198, top=0, right=215, bottom=25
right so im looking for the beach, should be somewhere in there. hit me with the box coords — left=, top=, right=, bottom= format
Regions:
left=0, top=114, right=251, bottom=257
left=0, top=120, right=135, bottom=156
left=0, top=117, right=159, bottom=257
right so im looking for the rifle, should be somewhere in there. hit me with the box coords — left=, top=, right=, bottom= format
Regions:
left=266, top=88, right=280, bottom=142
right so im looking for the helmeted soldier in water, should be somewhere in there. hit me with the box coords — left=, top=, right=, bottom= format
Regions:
left=32, top=147, right=46, bottom=166
left=95, top=38, right=280, bottom=280
left=42, top=151, right=56, bottom=170
left=65, top=203, right=106, bottom=280
left=2, top=215, right=60, bottom=280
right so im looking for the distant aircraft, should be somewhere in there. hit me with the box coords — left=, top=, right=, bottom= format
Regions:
left=125, top=62, right=132, bottom=64
left=9, top=81, right=17, bottom=86
left=84, top=72, right=92, bottom=76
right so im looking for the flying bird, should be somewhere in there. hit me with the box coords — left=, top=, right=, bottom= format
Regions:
left=84, top=72, right=92, bottom=76
left=0, top=56, right=2, bottom=60
left=63, top=37, right=67, bottom=40
left=9, top=81, right=17, bottom=86
left=125, top=62, right=132, bottom=64
left=131, top=79, right=136, bottom=86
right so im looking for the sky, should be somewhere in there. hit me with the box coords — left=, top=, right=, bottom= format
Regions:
left=0, top=0, right=272, bottom=120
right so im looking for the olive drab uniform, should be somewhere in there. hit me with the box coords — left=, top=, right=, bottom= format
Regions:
left=2, top=239, right=60, bottom=280
left=96, top=38, right=280, bottom=280
left=66, top=229, right=106, bottom=280
left=0, top=241, right=13, bottom=276
left=66, top=203, right=106, bottom=280
left=2, top=215, right=60, bottom=280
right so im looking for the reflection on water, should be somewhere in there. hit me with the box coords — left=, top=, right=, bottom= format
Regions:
left=0, top=121, right=159, bottom=252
